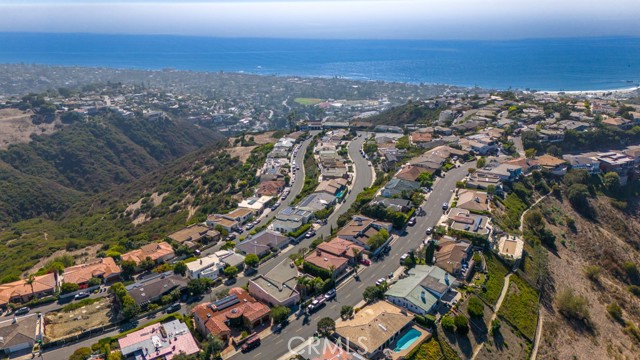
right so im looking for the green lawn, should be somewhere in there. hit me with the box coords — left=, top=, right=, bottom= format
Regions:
left=294, top=98, right=323, bottom=106
left=497, top=274, right=540, bottom=340
left=476, top=252, right=510, bottom=306
left=408, top=337, right=460, bottom=360
left=494, top=193, right=528, bottom=232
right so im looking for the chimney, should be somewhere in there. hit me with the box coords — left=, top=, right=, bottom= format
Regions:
left=317, top=250, right=322, bottom=256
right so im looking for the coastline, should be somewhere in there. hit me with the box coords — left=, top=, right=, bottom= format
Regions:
left=535, top=86, right=640, bottom=95
left=2, top=61, right=639, bottom=95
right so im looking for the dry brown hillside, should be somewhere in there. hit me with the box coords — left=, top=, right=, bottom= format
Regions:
left=536, top=195, right=640, bottom=360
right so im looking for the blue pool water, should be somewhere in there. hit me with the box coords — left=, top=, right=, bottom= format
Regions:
left=394, top=328, right=422, bottom=352
left=0, top=33, right=639, bottom=91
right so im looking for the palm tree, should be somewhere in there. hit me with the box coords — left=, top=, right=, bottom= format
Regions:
left=25, top=274, right=35, bottom=301
left=329, top=265, right=336, bottom=282
left=351, top=248, right=361, bottom=275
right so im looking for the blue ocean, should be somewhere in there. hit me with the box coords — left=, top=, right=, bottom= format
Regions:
left=0, top=33, right=639, bottom=91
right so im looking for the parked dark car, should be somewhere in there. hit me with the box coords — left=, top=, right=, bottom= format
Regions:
left=166, top=303, right=181, bottom=313
left=241, top=336, right=261, bottom=352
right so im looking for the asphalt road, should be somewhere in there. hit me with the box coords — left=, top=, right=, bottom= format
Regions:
left=230, top=155, right=474, bottom=360
left=216, top=133, right=374, bottom=289
left=41, top=133, right=367, bottom=357
left=257, top=136, right=314, bottom=225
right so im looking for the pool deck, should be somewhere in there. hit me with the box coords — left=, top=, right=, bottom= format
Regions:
left=390, top=325, right=432, bottom=360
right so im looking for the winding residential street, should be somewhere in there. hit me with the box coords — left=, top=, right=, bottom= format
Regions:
left=41, top=136, right=474, bottom=360
left=229, top=160, right=474, bottom=360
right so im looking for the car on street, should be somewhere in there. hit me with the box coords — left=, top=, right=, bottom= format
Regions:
left=400, top=253, right=410, bottom=263
left=241, top=336, right=261, bottom=352
left=324, top=289, right=336, bottom=300
left=194, top=249, right=201, bottom=255
left=244, top=267, right=257, bottom=276
left=407, top=217, right=416, bottom=226
left=245, top=224, right=253, bottom=230
left=307, top=296, right=327, bottom=313
left=375, top=278, right=386, bottom=286
left=426, top=227, right=433, bottom=235
left=388, top=272, right=394, bottom=279
left=166, top=303, right=181, bottom=313
left=226, top=234, right=236, bottom=241
left=74, top=292, right=90, bottom=300
left=236, top=228, right=244, bottom=234
left=14, top=307, right=30, bottom=316
left=360, top=258, right=371, bottom=266
left=305, top=230, right=316, bottom=238
left=442, top=202, right=449, bottom=210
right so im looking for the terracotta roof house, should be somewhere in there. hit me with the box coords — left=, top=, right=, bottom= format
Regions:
left=334, top=301, right=413, bottom=359
left=0, top=314, right=39, bottom=355
left=168, top=225, right=220, bottom=244
left=121, top=242, right=175, bottom=266
left=62, top=257, right=121, bottom=288
left=118, top=319, right=199, bottom=360
left=236, top=230, right=292, bottom=257
left=304, top=249, right=349, bottom=278
left=304, top=237, right=364, bottom=277
left=455, top=189, right=490, bottom=213
left=0, top=273, right=57, bottom=308
left=192, top=288, right=270, bottom=341
left=434, top=238, right=473, bottom=277
left=410, top=131, right=433, bottom=144
left=256, top=180, right=286, bottom=196
left=316, top=238, right=364, bottom=261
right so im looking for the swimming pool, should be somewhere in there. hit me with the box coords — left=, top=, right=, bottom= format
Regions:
left=394, top=328, right=422, bottom=352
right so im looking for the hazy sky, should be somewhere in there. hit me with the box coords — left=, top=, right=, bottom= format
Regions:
left=1, top=0, right=639, bottom=40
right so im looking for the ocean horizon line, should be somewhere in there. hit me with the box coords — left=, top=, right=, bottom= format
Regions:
left=1, top=31, right=640, bottom=43
left=0, top=33, right=638, bottom=92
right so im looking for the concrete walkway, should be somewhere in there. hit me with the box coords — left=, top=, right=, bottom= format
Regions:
left=530, top=308, right=544, bottom=360
left=519, top=195, right=547, bottom=234
left=470, top=273, right=512, bottom=360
